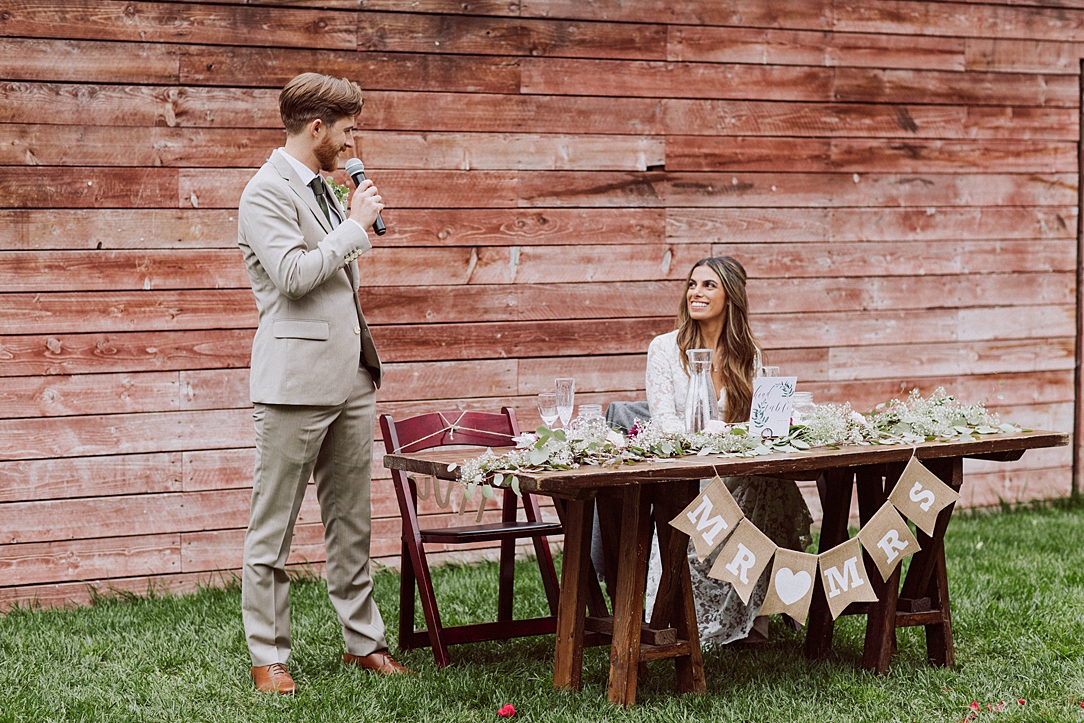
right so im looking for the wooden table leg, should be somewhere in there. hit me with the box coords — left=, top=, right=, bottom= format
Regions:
left=898, top=457, right=961, bottom=669
left=925, top=548, right=955, bottom=668
left=804, top=467, right=855, bottom=660
left=553, top=498, right=592, bottom=691
left=650, top=480, right=706, bottom=695
left=607, top=484, right=652, bottom=707
left=856, top=463, right=898, bottom=674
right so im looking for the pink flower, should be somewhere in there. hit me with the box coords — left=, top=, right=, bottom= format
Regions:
left=497, top=704, right=516, bottom=718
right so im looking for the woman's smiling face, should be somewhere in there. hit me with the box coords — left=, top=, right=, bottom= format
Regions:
left=686, top=264, right=727, bottom=322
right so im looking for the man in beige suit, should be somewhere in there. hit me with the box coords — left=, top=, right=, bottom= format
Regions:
left=237, top=73, right=408, bottom=695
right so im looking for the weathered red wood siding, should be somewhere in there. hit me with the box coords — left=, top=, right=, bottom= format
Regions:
left=0, top=0, right=1078, bottom=609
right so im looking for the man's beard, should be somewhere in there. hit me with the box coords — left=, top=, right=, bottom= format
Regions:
left=314, top=135, right=341, bottom=173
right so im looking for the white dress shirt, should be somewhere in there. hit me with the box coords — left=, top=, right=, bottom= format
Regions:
left=280, top=149, right=367, bottom=234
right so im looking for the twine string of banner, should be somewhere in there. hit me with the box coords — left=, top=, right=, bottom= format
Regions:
left=397, top=411, right=514, bottom=523
left=391, top=411, right=515, bottom=453
left=411, top=474, right=457, bottom=509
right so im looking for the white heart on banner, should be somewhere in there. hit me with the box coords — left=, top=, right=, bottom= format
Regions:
left=775, top=568, right=812, bottom=605
left=758, top=547, right=819, bottom=624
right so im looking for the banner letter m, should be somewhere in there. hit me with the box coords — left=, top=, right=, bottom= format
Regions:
left=824, top=556, right=865, bottom=599
left=686, top=497, right=729, bottom=546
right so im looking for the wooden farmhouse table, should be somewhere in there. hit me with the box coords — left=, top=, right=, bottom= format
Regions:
left=384, top=430, right=1067, bottom=707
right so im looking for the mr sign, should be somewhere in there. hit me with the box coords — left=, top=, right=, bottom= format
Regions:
left=817, top=537, right=878, bottom=619
left=887, top=457, right=960, bottom=536
left=857, top=501, right=921, bottom=581
left=670, top=476, right=744, bottom=560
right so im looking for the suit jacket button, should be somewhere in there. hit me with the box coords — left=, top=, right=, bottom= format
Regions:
left=353, top=326, right=361, bottom=335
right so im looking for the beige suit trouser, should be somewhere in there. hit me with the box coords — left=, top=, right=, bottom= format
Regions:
left=242, top=367, right=387, bottom=666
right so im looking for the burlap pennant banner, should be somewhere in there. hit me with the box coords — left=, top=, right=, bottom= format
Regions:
left=707, top=518, right=777, bottom=605
left=888, top=457, right=960, bottom=536
left=818, top=536, right=879, bottom=620
left=758, top=548, right=819, bottom=625
left=857, top=501, right=921, bottom=581
left=669, top=476, right=744, bottom=560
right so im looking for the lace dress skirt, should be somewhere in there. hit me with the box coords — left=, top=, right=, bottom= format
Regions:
left=646, top=475, right=813, bottom=647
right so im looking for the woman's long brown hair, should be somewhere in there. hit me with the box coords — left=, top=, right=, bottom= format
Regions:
left=676, top=256, right=760, bottom=422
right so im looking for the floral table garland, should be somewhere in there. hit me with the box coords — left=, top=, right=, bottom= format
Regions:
left=457, top=388, right=1023, bottom=498
left=447, top=388, right=1029, bottom=624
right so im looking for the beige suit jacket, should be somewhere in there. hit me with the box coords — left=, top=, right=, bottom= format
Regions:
left=238, top=149, right=383, bottom=405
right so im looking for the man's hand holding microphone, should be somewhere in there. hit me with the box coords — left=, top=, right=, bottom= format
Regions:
left=345, top=158, right=386, bottom=236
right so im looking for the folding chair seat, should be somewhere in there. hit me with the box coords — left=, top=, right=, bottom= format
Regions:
left=378, top=408, right=562, bottom=667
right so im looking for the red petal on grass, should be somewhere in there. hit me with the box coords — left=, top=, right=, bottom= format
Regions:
left=497, top=704, right=516, bottom=717
left=970, top=701, right=980, bottom=711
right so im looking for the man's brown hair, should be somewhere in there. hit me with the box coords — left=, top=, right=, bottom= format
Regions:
left=279, top=73, right=364, bottom=136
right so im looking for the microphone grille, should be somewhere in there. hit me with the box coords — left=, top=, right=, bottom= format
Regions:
left=345, top=158, right=365, bottom=173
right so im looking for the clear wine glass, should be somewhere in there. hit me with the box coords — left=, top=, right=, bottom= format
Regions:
left=555, top=378, right=575, bottom=428
left=536, top=393, right=559, bottom=429
left=758, top=365, right=780, bottom=378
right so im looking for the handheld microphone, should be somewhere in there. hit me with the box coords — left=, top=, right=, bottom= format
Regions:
left=344, top=158, right=386, bottom=236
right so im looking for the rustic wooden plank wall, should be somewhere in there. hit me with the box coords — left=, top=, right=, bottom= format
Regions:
left=0, top=0, right=1078, bottom=610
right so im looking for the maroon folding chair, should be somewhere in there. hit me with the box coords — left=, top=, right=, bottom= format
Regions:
left=378, top=408, right=562, bottom=667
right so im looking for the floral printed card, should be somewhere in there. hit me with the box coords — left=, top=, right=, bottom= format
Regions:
left=748, top=376, right=797, bottom=438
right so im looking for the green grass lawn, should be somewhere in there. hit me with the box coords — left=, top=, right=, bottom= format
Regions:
left=2, top=500, right=1083, bottom=722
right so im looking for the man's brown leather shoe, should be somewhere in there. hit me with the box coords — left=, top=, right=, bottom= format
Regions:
left=343, top=650, right=411, bottom=676
left=251, top=663, right=297, bottom=694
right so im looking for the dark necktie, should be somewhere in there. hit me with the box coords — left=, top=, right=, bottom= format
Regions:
left=308, top=176, right=332, bottom=225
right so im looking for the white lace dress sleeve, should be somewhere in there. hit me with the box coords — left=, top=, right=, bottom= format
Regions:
left=645, top=330, right=686, bottom=434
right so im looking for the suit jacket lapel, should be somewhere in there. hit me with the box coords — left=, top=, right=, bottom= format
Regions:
left=269, top=150, right=334, bottom=235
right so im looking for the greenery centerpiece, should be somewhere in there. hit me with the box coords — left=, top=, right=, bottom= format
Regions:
left=456, top=389, right=1024, bottom=496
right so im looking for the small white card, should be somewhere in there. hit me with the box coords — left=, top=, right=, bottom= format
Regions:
left=748, top=376, right=797, bottom=438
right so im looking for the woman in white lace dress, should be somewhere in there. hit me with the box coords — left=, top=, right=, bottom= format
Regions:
left=645, top=256, right=812, bottom=646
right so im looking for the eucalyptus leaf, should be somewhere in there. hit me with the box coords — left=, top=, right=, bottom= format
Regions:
left=481, top=483, right=495, bottom=500
left=492, top=473, right=504, bottom=487
left=510, top=476, right=521, bottom=496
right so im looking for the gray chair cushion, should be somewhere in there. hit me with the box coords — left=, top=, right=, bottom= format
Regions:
left=604, top=400, right=652, bottom=434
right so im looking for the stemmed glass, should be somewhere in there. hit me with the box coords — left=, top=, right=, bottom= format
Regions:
left=758, top=365, right=780, bottom=378
left=536, top=393, right=559, bottom=429
left=555, top=378, right=575, bottom=428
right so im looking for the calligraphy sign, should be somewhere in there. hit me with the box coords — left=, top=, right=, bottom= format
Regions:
left=888, top=457, right=960, bottom=536
left=748, top=376, right=797, bottom=437
left=818, top=536, right=879, bottom=620
left=857, top=501, right=921, bottom=581
left=758, top=548, right=819, bottom=625
left=669, top=476, right=744, bottom=560
left=707, top=518, right=777, bottom=604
